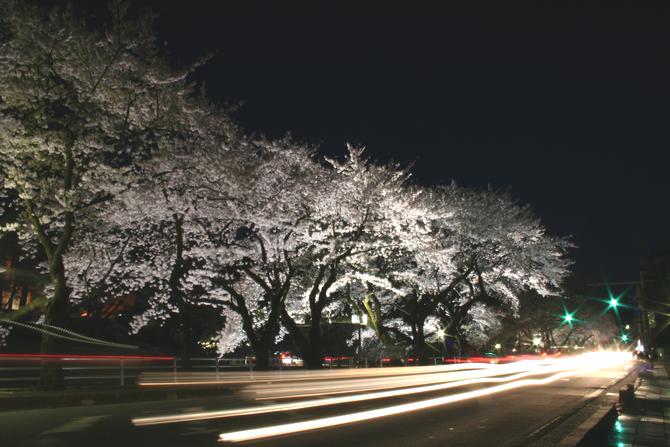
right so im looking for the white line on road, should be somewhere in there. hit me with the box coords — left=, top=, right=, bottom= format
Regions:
left=585, top=386, right=608, bottom=399
left=42, top=415, right=109, bottom=435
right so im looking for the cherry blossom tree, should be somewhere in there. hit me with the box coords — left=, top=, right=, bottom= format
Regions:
left=186, top=144, right=415, bottom=369
left=277, top=147, right=416, bottom=368
left=348, top=185, right=572, bottom=361
left=191, top=140, right=325, bottom=370
left=433, top=186, right=572, bottom=353
left=63, top=105, right=242, bottom=368
left=0, top=0, right=214, bottom=385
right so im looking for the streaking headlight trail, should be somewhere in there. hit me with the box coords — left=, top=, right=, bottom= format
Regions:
left=217, top=352, right=631, bottom=443
left=136, top=362, right=495, bottom=387
left=133, top=359, right=578, bottom=426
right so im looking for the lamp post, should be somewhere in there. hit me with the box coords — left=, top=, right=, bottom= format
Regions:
left=352, top=313, right=367, bottom=366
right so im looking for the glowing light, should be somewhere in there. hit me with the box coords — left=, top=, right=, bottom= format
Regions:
left=494, top=343, right=501, bottom=350
left=217, top=352, right=631, bottom=443
left=614, top=419, right=623, bottom=433
left=560, top=304, right=576, bottom=328
left=621, top=334, right=629, bottom=343
left=0, top=353, right=174, bottom=361
left=134, top=353, right=630, bottom=434
left=137, top=362, right=494, bottom=387
left=609, top=298, right=619, bottom=308
left=134, top=360, right=575, bottom=426
left=436, top=328, right=446, bottom=338
left=532, top=336, right=542, bottom=346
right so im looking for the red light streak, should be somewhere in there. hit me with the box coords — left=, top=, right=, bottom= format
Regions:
left=0, top=353, right=174, bottom=361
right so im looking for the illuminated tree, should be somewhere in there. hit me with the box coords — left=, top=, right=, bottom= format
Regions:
left=350, top=186, right=572, bottom=361
left=432, top=186, right=573, bottom=354
left=64, top=107, right=242, bottom=368
left=0, top=0, right=213, bottom=383
left=193, top=145, right=414, bottom=369
left=278, top=147, right=416, bottom=368
left=191, top=139, right=322, bottom=370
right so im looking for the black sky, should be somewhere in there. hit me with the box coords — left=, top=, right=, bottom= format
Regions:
left=68, top=1, right=670, bottom=286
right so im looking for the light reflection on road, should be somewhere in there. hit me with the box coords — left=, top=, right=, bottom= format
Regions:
left=130, top=351, right=632, bottom=444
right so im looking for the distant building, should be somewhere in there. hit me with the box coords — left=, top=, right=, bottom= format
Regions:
left=1, top=257, right=40, bottom=312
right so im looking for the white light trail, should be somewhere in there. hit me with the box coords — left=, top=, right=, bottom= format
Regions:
left=217, top=352, right=630, bottom=443
left=136, top=362, right=496, bottom=387
left=249, top=360, right=550, bottom=400
left=132, top=360, right=577, bottom=427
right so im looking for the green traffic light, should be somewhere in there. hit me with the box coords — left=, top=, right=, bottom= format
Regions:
left=621, top=334, right=629, bottom=343
left=609, top=298, right=619, bottom=308
left=561, top=309, right=576, bottom=328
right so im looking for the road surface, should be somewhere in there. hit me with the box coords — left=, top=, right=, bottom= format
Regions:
left=0, top=353, right=637, bottom=447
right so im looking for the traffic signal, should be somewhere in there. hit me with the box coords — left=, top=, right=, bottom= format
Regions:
left=561, top=310, right=576, bottom=328
left=606, top=293, right=623, bottom=317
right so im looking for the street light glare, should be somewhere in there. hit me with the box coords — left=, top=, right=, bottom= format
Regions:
left=609, top=298, right=619, bottom=308
left=436, top=328, right=446, bottom=338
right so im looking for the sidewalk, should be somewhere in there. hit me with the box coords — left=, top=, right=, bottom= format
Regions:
left=606, top=363, right=670, bottom=446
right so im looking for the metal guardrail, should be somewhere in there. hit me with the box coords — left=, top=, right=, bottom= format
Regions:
left=0, top=355, right=292, bottom=388
left=0, top=354, right=464, bottom=388
left=0, top=354, right=176, bottom=388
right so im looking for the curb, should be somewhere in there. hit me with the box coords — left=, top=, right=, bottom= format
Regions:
left=556, top=403, right=617, bottom=446
left=549, top=363, right=644, bottom=447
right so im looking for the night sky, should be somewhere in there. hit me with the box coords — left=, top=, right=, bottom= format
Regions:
left=68, top=1, right=670, bottom=286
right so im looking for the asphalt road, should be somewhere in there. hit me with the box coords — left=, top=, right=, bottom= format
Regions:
left=0, top=360, right=637, bottom=447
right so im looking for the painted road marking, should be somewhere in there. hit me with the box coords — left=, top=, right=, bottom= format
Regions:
left=42, top=415, right=108, bottom=435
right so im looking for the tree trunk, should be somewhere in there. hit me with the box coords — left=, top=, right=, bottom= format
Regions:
left=280, top=306, right=323, bottom=369
left=29, top=144, right=76, bottom=390
left=409, top=314, right=430, bottom=364
left=252, top=339, right=271, bottom=371
left=178, top=305, right=193, bottom=371
left=304, top=313, right=324, bottom=369
left=169, top=214, right=193, bottom=371
left=39, top=257, right=69, bottom=390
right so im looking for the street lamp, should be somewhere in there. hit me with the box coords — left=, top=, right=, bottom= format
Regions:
left=351, top=313, right=367, bottom=366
